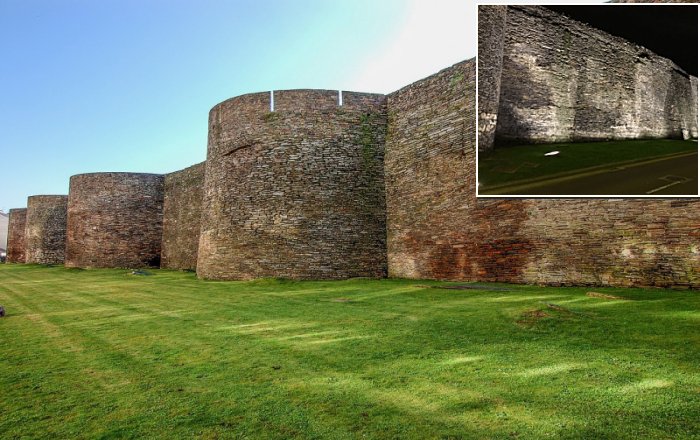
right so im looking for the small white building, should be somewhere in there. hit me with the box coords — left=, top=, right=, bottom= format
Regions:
left=0, top=211, right=8, bottom=253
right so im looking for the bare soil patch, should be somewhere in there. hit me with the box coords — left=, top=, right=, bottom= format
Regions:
left=586, top=291, right=627, bottom=300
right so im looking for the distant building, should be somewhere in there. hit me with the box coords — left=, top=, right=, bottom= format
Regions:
left=0, top=210, right=8, bottom=253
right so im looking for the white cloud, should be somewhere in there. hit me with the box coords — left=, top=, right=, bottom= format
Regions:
left=349, top=0, right=474, bottom=94
left=348, top=0, right=608, bottom=94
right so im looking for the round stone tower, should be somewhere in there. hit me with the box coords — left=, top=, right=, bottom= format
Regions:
left=25, top=195, right=68, bottom=264
left=197, top=90, right=388, bottom=280
left=7, top=208, right=28, bottom=263
left=65, top=172, right=164, bottom=268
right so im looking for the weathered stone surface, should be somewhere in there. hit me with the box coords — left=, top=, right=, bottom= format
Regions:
left=25, top=195, right=68, bottom=265
left=477, top=5, right=507, bottom=153
left=386, top=60, right=476, bottom=280
left=161, top=162, right=205, bottom=271
left=5, top=9, right=695, bottom=288
left=198, top=90, right=387, bottom=280
left=6, top=208, right=27, bottom=263
left=385, top=58, right=700, bottom=288
left=65, top=173, right=164, bottom=268
left=691, top=76, right=698, bottom=138
left=485, top=5, right=697, bottom=145
left=519, top=199, right=700, bottom=287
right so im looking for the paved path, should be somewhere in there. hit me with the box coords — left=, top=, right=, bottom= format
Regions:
left=482, top=152, right=698, bottom=196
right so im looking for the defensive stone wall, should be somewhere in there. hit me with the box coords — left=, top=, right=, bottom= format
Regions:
left=25, top=195, right=68, bottom=265
left=477, top=5, right=507, bottom=153
left=5, top=5, right=697, bottom=287
left=386, top=58, right=700, bottom=288
left=489, top=5, right=698, bottom=145
left=385, top=61, right=475, bottom=279
left=691, top=76, right=698, bottom=138
left=65, top=172, right=164, bottom=268
left=7, top=208, right=27, bottom=263
left=161, top=162, right=205, bottom=270
left=198, top=90, right=388, bottom=280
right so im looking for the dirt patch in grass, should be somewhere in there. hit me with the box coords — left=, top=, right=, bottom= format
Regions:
left=586, top=292, right=628, bottom=300
left=516, top=309, right=551, bottom=327
left=330, top=298, right=353, bottom=303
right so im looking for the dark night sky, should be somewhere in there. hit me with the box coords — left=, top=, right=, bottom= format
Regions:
left=545, top=5, right=698, bottom=76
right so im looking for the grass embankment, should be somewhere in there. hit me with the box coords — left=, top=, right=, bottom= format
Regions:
left=478, top=139, right=698, bottom=189
left=1, top=265, right=698, bottom=439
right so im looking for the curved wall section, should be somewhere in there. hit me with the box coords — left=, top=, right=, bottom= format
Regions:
left=25, top=195, right=68, bottom=264
left=65, top=173, right=164, bottom=268
left=7, top=208, right=27, bottom=263
left=198, top=90, right=388, bottom=280
left=477, top=5, right=508, bottom=152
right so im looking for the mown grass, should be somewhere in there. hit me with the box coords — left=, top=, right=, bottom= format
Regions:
left=0, top=264, right=698, bottom=439
left=478, top=139, right=698, bottom=188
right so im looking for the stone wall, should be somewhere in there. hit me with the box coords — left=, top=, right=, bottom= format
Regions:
left=490, top=5, right=698, bottom=145
left=4, top=13, right=697, bottom=287
left=198, top=90, right=387, bottom=280
left=65, top=173, right=164, bottom=268
left=385, top=60, right=476, bottom=279
left=25, top=195, right=68, bottom=265
left=691, top=76, right=698, bottom=138
left=477, top=5, right=507, bottom=153
left=7, top=208, right=27, bottom=263
left=161, top=162, right=205, bottom=270
left=386, top=58, right=700, bottom=288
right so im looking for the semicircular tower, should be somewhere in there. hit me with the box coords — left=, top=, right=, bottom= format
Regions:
left=25, top=195, right=68, bottom=264
left=65, top=172, right=164, bottom=268
left=197, top=90, right=388, bottom=280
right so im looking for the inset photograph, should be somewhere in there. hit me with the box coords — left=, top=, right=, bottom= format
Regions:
left=477, top=4, right=698, bottom=196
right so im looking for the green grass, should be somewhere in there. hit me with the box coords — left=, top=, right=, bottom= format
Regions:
left=1, top=265, right=699, bottom=439
left=479, top=139, right=698, bottom=188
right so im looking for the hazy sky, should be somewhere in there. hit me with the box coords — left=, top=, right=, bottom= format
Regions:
left=0, top=0, right=610, bottom=211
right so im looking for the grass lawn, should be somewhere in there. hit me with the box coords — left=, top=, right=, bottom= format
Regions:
left=478, top=139, right=698, bottom=189
left=1, top=265, right=698, bottom=439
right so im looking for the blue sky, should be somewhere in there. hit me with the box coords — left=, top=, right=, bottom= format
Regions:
left=1, top=0, right=612, bottom=211
left=0, top=0, right=477, bottom=211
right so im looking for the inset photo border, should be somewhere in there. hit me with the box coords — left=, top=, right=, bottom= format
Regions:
left=475, top=2, right=700, bottom=198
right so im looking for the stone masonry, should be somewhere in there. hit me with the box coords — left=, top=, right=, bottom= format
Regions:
left=198, top=90, right=387, bottom=280
left=161, top=162, right=205, bottom=271
left=5, top=1, right=698, bottom=287
left=386, top=56, right=700, bottom=288
left=24, top=195, right=68, bottom=265
left=6, top=208, right=27, bottom=263
left=479, top=5, right=698, bottom=147
left=65, top=173, right=164, bottom=268
left=386, top=61, right=475, bottom=279
left=477, top=5, right=507, bottom=153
